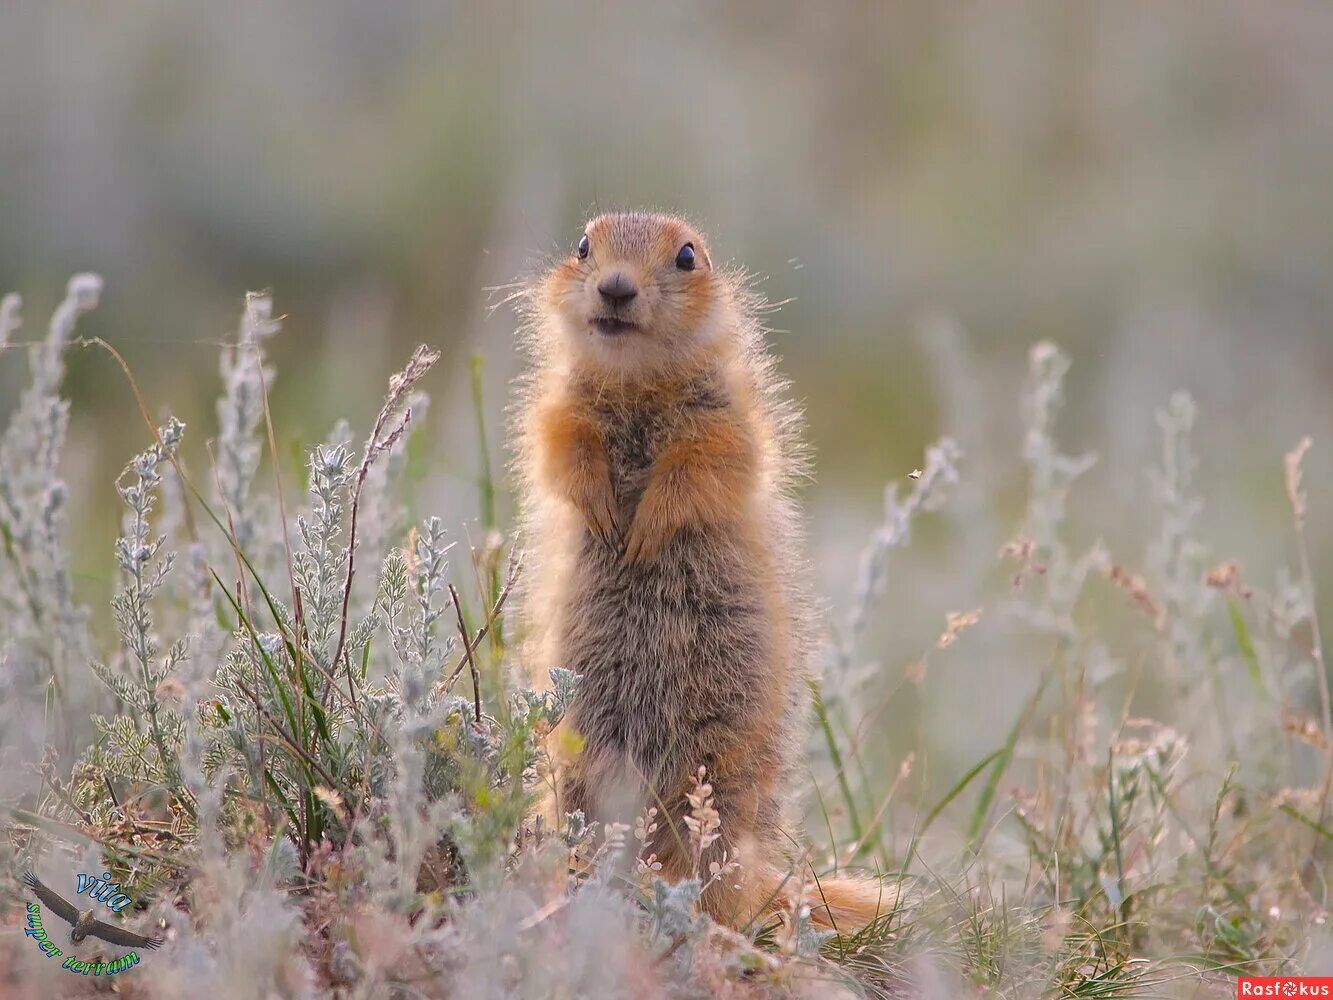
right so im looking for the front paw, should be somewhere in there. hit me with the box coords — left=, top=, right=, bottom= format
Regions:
left=621, top=513, right=669, bottom=565
left=583, top=493, right=622, bottom=552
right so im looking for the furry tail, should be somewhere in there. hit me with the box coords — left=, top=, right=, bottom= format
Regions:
left=749, top=864, right=900, bottom=933
left=804, top=873, right=900, bottom=930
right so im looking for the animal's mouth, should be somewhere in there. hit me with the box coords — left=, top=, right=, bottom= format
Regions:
left=591, top=316, right=638, bottom=336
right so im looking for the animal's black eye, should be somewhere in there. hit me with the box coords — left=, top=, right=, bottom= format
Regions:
left=675, top=243, right=696, bottom=271
left=577, top=235, right=590, bottom=260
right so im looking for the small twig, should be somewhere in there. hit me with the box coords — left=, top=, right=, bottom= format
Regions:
left=1285, top=438, right=1329, bottom=741
left=1285, top=437, right=1332, bottom=868
left=449, top=584, right=484, bottom=724
left=102, top=776, right=188, bottom=845
left=330, top=345, right=439, bottom=709
left=438, top=557, right=520, bottom=699
left=516, top=896, right=569, bottom=931
left=651, top=931, right=690, bottom=968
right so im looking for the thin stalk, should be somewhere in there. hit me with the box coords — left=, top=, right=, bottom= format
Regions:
left=808, top=676, right=863, bottom=845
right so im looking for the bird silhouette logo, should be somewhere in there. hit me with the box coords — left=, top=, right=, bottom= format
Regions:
left=22, top=871, right=162, bottom=950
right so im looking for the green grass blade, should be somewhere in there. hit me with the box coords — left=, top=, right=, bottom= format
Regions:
left=808, top=676, right=864, bottom=845
left=1105, top=748, right=1127, bottom=917
left=920, top=747, right=1004, bottom=837
left=1280, top=802, right=1333, bottom=841
left=470, top=353, right=497, bottom=535
left=967, top=670, right=1051, bottom=847
left=1227, top=596, right=1266, bottom=698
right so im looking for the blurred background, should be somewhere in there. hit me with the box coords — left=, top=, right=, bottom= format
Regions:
left=2, top=3, right=1330, bottom=793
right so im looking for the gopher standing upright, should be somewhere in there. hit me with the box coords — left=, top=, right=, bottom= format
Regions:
left=514, top=212, right=887, bottom=929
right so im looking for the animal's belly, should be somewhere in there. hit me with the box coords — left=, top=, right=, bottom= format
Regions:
left=556, top=523, right=772, bottom=779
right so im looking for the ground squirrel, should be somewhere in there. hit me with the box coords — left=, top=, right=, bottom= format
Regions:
left=513, top=212, right=890, bottom=930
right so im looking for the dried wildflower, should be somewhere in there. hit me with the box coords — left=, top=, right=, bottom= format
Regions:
left=830, top=436, right=962, bottom=710
left=1112, top=719, right=1186, bottom=774
left=314, top=785, right=346, bottom=814
left=632, top=805, right=663, bottom=877
left=602, top=821, right=629, bottom=855
left=154, top=676, right=187, bottom=703
left=703, top=848, right=742, bottom=896
left=634, top=805, right=659, bottom=846
left=683, top=766, right=722, bottom=874
left=1104, top=562, right=1165, bottom=630
left=1042, top=905, right=1073, bottom=953
left=1283, top=713, right=1328, bottom=750
left=1074, top=695, right=1099, bottom=764
left=1285, top=436, right=1313, bottom=530
left=1020, top=343, right=1098, bottom=556
left=1012, top=786, right=1041, bottom=819
left=1204, top=560, right=1251, bottom=597
left=937, top=607, right=983, bottom=649
left=842, top=437, right=962, bottom=653
left=214, top=292, right=280, bottom=562
left=1001, top=534, right=1047, bottom=587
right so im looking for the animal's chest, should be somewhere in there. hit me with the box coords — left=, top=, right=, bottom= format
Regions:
left=596, top=406, right=669, bottom=511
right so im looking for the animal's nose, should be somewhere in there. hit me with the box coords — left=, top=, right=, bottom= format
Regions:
left=597, top=271, right=638, bottom=306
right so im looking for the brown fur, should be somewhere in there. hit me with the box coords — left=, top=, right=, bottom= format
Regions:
left=512, top=212, right=891, bottom=930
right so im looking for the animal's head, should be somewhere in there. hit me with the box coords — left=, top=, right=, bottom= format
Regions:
left=534, top=212, right=735, bottom=378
